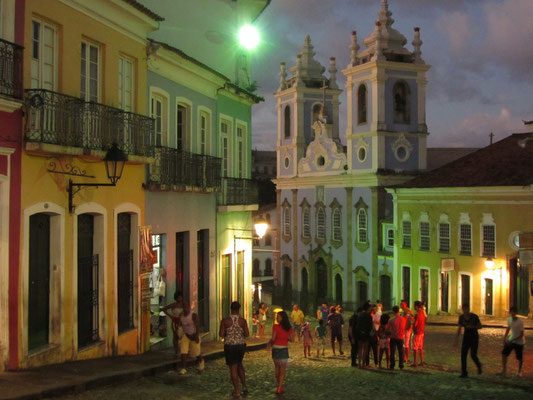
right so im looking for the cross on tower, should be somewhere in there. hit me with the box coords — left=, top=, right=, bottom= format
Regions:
left=320, top=78, right=328, bottom=122
left=489, top=132, right=494, bottom=145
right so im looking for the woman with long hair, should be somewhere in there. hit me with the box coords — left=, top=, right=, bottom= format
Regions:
left=268, top=310, right=294, bottom=394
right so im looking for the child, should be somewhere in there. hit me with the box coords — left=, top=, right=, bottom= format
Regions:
left=377, top=313, right=391, bottom=368
left=302, top=321, right=313, bottom=358
left=252, top=312, right=259, bottom=338
left=160, top=291, right=184, bottom=355
left=315, top=319, right=327, bottom=357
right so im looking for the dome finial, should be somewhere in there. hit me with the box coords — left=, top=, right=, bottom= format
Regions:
left=412, top=27, right=424, bottom=64
left=278, top=62, right=287, bottom=91
left=349, top=31, right=360, bottom=67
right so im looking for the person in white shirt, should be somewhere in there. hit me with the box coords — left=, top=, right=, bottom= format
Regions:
left=501, top=306, right=525, bottom=377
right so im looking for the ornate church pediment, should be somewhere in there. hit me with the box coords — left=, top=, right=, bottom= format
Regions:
left=297, top=121, right=346, bottom=175
left=332, top=261, right=343, bottom=275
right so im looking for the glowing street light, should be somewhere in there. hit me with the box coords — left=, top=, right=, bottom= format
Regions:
left=254, top=217, right=268, bottom=239
left=485, top=257, right=495, bottom=269
left=238, top=24, right=260, bottom=50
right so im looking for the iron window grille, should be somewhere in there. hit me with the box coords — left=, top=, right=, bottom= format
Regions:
left=460, top=224, right=472, bottom=255
left=438, top=223, right=450, bottom=253
left=419, top=222, right=430, bottom=251
left=0, top=38, right=23, bottom=99
left=402, top=221, right=412, bottom=249
left=482, top=225, right=495, bottom=257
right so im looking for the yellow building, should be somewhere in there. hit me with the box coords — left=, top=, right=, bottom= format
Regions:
left=388, top=133, right=533, bottom=318
left=17, top=0, right=161, bottom=368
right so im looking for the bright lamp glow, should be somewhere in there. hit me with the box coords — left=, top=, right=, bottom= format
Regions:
left=238, top=25, right=260, bottom=50
left=254, top=217, right=269, bottom=239
left=485, top=258, right=495, bottom=269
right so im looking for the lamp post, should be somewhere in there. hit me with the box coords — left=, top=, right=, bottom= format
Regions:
left=68, top=143, right=127, bottom=213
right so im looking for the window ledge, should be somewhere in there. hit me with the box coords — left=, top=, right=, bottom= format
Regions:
left=355, top=241, right=369, bottom=253
left=331, top=239, right=343, bottom=249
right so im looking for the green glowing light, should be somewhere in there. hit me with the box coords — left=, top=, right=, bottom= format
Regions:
left=238, top=25, right=260, bottom=50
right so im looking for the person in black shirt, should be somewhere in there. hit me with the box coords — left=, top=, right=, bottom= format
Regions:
left=455, top=304, right=482, bottom=378
left=348, top=308, right=361, bottom=367
left=328, top=307, right=344, bottom=356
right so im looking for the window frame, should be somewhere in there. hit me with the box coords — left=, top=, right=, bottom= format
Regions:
left=419, top=221, right=430, bottom=251
left=80, top=39, right=101, bottom=103
left=197, top=107, right=212, bottom=155
left=31, top=18, right=58, bottom=90
left=459, top=223, right=472, bottom=255
left=357, top=208, right=368, bottom=243
left=332, top=207, right=342, bottom=242
left=118, top=54, right=135, bottom=112
left=357, top=83, right=368, bottom=125
left=402, top=220, right=412, bottom=249
left=316, top=206, right=326, bottom=241
left=283, top=104, right=291, bottom=138
left=482, top=224, right=496, bottom=258
left=438, top=222, right=451, bottom=253
left=236, top=120, right=247, bottom=179
left=149, top=88, right=169, bottom=147
left=219, top=115, right=233, bottom=178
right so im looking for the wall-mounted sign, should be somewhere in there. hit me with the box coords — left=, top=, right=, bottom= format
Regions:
left=441, top=258, right=456, bottom=272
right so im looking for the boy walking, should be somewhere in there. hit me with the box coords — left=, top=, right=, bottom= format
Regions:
left=501, top=306, right=525, bottom=377
left=315, top=319, right=327, bottom=357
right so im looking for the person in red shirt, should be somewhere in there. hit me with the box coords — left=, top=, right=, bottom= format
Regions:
left=388, top=305, right=407, bottom=370
left=412, top=301, right=426, bottom=367
left=267, top=310, right=294, bottom=394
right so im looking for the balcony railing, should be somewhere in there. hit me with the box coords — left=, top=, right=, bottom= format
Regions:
left=218, top=177, right=258, bottom=206
left=147, top=146, right=221, bottom=190
left=0, top=38, right=23, bottom=99
left=24, top=89, right=154, bottom=157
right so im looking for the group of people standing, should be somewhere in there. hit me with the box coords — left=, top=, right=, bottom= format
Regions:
left=348, top=300, right=426, bottom=370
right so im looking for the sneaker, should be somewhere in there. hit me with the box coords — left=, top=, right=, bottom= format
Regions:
left=340, top=350, right=344, bottom=355
left=198, top=359, right=205, bottom=371
left=178, top=368, right=187, bottom=375
left=477, top=364, right=482, bottom=375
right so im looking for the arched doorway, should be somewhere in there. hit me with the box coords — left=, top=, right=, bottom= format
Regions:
left=316, top=257, right=328, bottom=300
left=356, top=281, right=367, bottom=310
left=335, top=274, right=343, bottom=305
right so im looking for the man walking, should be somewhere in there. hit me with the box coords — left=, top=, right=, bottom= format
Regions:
left=412, top=301, right=426, bottom=367
left=178, top=302, right=204, bottom=375
left=389, top=306, right=406, bottom=370
left=220, top=301, right=249, bottom=397
left=501, top=306, right=525, bottom=377
left=456, top=304, right=482, bottom=378
left=355, top=303, right=373, bottom=367
left=291, top=304, right=305, bottom=341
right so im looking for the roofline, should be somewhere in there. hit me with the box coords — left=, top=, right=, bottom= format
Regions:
left=251, top=0, right=271, bottom=22
left=121, top=0, right=164, bottom=21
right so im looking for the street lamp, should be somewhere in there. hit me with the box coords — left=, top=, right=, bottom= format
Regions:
left=68, top=143, right=127, bottom=213
left=254, top=217, right=268, bottom=239
left=238, top=24, right=260, bottom=50
left=485, top=257, right=495, bottom=269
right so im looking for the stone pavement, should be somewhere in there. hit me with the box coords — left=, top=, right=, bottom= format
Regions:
left=0, top=337, right=269, bottom=400
left=427, top=314, right=533, bottom=329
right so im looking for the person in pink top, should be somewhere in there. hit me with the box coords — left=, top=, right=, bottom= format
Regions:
left=400, top=300, right=415, bottom=363
left=412, top=301, right=426, bottom=367
left=388, top=305, right=407, bottom=370
left=267, top=310, right=294, bottom=395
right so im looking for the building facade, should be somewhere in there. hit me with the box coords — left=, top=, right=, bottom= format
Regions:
left=252, top=203, right=277, bottom=305
left=0, top=0, right=24, bottom=372
left=273, top=1, right=430, bottom=312
left=389, top=134, right=533, bottom=318
left=15, top=0, right=161, bottom=369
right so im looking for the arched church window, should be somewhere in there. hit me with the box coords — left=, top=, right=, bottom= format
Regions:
left=302, top=207, right=311, bottom=238
left=393, top=81, right=410, bottom=123
left=332, top=208, right=342, bottom=241
left=283, top=206, right=291, bottom=237
left=284, top=105, right=291, bottom=138
left=357, top=208, right=368, bottom=243
left=316, top=207, right=326, bottom=239
left=357, top=84, right=367, bottom=124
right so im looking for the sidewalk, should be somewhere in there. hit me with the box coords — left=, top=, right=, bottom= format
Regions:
left=0, top=337, right=269, bottom=400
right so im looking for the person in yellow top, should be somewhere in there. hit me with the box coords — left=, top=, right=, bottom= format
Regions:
left=291, top=304, right=305, bottom=342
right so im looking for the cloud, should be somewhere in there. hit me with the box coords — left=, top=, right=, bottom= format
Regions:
left=481, top=0, right=533, bottom=77
left=430, top=108, right=531, bottom=147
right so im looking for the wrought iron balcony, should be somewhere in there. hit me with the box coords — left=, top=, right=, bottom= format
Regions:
left=218, top=177, right=258, bottom=206
left=0, top=38, right=23, bottom=100
left=24, top=89, right=154, bottom=157
left=147, top=146, right=221, bottom=190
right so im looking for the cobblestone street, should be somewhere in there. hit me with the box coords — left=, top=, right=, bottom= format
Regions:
left=51, top=324, right=533, bottom=400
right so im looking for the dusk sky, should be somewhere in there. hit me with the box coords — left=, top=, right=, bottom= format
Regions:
left=142, top=0, right=533, bottom=151
left=249, top=0, right=533, bottom=150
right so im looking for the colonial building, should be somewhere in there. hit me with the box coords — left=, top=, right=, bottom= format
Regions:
left=273, top=1, right=430, bottom=312
left=16, top=0, right=161, bottom=369
left=388, top=133, right=533, bottom=318
left=145, top=38, right=262, bottom=346
left=0, top=0, right=24, bottom=372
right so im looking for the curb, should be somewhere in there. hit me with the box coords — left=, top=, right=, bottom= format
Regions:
left=1, top=342, right=268, bottom=400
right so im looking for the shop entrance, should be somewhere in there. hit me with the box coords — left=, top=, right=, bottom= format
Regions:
left=509, top=257, right=529, bottom=316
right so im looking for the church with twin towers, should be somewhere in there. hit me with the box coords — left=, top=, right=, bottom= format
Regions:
left=273, top=0, right=430, bottom=311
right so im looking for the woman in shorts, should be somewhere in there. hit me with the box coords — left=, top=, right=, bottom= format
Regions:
left=220, top=301, right=249, bottom=398
left=268, top=310, right=294, bottom=395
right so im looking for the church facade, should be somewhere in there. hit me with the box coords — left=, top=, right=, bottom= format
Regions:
left=273, top=1, right=430, bottom=312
